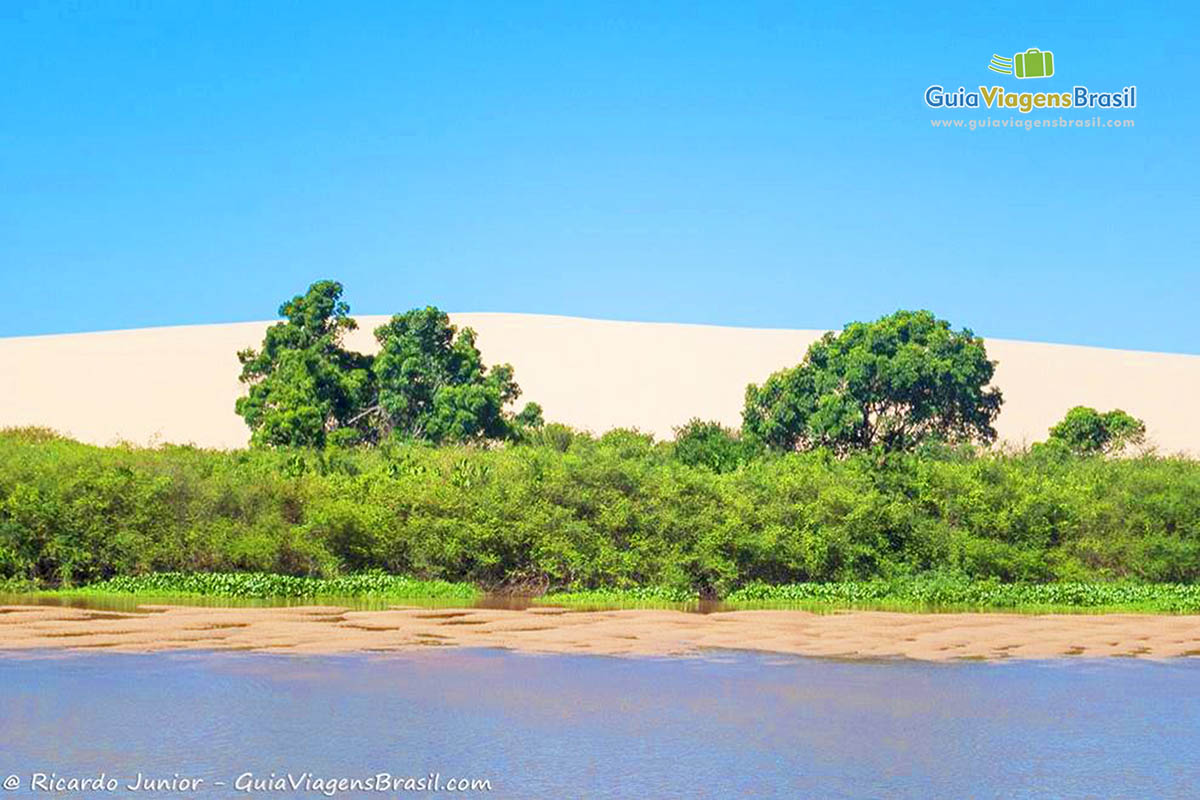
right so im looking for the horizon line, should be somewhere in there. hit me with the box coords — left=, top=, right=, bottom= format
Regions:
left=3, top=311, right=1198, bottom=359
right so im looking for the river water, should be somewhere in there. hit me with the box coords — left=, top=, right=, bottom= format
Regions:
left=1, top=649, right=1198, bottom=798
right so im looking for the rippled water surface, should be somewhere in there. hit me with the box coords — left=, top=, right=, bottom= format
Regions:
left=2, top=649, right=1198, bottom=799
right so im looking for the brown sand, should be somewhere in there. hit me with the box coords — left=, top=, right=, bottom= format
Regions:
left=3, top=313, right=1198, bottom=454
left=3, top=604, right=1200, bottom=661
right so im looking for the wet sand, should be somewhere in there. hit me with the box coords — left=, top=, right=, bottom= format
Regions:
left=2, top=604, right=1200, bottom=661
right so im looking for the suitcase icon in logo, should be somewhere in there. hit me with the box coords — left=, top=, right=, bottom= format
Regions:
left=1014, top=48, right=1054, bottom=79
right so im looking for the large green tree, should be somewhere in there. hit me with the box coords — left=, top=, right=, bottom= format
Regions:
left=235, top=280, right=373, bottom=447
left=1046, top=406, right=1146, bottom=456
left=743, top=309, right=1003, bottom=454
left=366, top=307, right=542, bottom=444
left=236, top=284, right=543, bottom=448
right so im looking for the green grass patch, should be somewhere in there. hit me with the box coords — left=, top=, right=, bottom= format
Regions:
left=726, top=579, right=1200, bottom=613
left=536, top=579, right=1200, bottom=613
left=74, top=571, right=479, bottom=601
left=8, top=570, right=1200, bottom=614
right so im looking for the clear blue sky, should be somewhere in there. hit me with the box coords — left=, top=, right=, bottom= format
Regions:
left=2, top=1, right=1196, bottom=352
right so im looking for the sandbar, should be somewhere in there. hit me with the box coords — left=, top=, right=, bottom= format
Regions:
left=2, top=604, right=1200, bottom=661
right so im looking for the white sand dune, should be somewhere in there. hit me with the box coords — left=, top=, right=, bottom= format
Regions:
left=2, top=313, right=1197, bottom=454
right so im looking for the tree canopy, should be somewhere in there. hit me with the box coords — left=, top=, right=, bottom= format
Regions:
left=672, top=418, right=759, bottom=473
left=235, top=280, right=373, bottom=448
left=370, top=307, right=542, bottom=443
left=742, top=309, right=1003, bottom=454
left=235, top=282, right=540, bottom=447
left=1046, top=406, right=1146, bottom=456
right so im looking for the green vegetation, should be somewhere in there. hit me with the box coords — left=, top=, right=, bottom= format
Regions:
left=1046, top=406, right=1147, bottom=456
left=369, top=306, right=542, bottom=443
left=236, top=281, right=541, bottom=448
left=3, top=428, right=1198, bottom=606
left=534, top=578, right=1200, bottom=612
left=726, top=577, right=1200, bottom=613
left=236, top=280, right=375, bottom=448
left=671, top=419, right=760, bottom=474
left=743, top=310, right=1002, bottom=454
left=3, top=295, right=1193, bottom=614
left=78, top=571, right=477, bottom=600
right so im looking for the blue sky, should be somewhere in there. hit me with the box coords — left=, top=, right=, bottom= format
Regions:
left=2, top=1, right=1196, bottom=352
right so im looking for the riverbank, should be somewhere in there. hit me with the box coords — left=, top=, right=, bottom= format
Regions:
left=15, top=573, right=1200, bottom=615
left=3, top=603, right=1200, bottom=661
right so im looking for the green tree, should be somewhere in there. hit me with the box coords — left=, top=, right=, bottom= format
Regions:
left=235, top=280, right=373, bottom=448
left=513, top=401, right=545, bottom=431
left=1047, top=406, right=1146, bottom=455
left=672, top=418, right=759, bottom=473
left=743, top=309, right=1002, bottom=454
left=367, top=307, right=540, bottom=443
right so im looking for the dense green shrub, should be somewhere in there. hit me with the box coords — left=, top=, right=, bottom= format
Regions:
left=1046, top=405, right=1147, bottom=456
left=671, top=419, right=760, bottom=473
left=1, top=428, right=1198, bottom=595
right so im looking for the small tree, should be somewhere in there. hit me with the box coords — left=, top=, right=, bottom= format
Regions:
left=672, top=419, right=758, bottom=473
left=1047, top=406, right=1146, bottom=455
left=368, top=307, right=541, bottom=443
left=235, top=280, right=373, bottom=448
left=743, top=309, right=1003, bottom=454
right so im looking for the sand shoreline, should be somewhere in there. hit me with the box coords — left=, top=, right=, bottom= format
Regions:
left=3, top=603, right=1200, bottom=661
